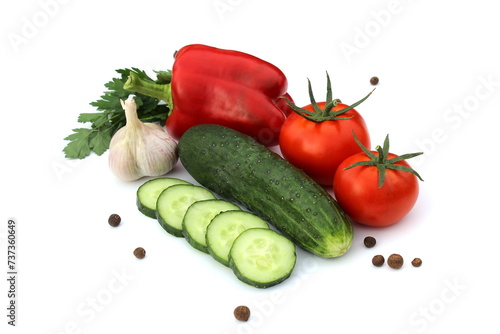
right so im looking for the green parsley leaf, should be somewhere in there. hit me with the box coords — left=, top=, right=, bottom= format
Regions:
left=89, top=126, right=112, bottom=156
left=63, top=68, right=169, bottom=159
left=63, top=128, right=93, bottom=159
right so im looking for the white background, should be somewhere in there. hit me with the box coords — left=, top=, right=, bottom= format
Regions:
left=2, top=0, right=500, bottom=333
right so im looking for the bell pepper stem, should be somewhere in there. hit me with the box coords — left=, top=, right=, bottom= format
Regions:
left=155, top=70, right=172, bottom=84
left=124, top=72, right=174, bottom=111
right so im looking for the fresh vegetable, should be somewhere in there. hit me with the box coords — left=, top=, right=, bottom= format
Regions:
left=64, top=45, right=292, bottom=158
left=229, top=228, right=296, bottom=288
left=108, top=96, right=178, bottom=181
left=178, top=124, right=353, bottom=258
left=63, top=68, right=169, bottom=159
left=206, top=210, right=270, bottom=266
left=156, top=184, right=216, bottom=237
left=333, top=133, right=423, bottom=227
left=137, top=177, right=191, bottom=218
left=182, top=199, right=240, bottom=253
left=279, top=73, right=373, bottom=186
left=124, top=44, right=293, bottom=146
left=134, top=178, right=293, bottom=287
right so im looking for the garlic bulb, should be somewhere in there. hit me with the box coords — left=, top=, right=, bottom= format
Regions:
left=108, top=95, right=178, bottom=181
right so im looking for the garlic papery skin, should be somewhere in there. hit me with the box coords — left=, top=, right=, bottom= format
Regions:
left=108, top=95, right=178, bottom=181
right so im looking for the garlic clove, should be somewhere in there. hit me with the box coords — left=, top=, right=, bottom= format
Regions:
left=108, top=96, right=178, bottom=181
left=108, top=127, right=142, bottom=181
left=136, top=123, right=178, bottom=177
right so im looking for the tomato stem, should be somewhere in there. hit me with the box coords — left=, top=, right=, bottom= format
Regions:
left=343, top=133, right=424, bottom=188
left=375, top=145, right=385, bottom=165
left=285, top=72, right=374, bottom=123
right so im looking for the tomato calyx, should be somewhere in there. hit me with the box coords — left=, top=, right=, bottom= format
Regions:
left=283, top=72, right=374, bottom=123
left=344, top=133, right=424, bottom=188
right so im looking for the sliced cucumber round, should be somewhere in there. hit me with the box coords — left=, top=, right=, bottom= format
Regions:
left=182, top=199, right=240, bottom=253
left=229, top=228, right=296, bottom=288
left=137, top=178, right=191, bottom=218
left=156, top=184, right=216, bottom=237
left=206, top=211, right=269, bottom=266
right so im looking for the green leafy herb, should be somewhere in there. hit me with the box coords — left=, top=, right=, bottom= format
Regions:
left=63, top=68, right=170, bottom=159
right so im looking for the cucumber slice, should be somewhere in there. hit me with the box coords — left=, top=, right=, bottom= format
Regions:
left=156, top=184, right=216, bottom=237
left=206, top=211, right=269, bottom=266
left=182, top=199, right=240, bottom=253
left=229, top=228, right=296, bottom=288
left=137, top=178, right=191, bottom=218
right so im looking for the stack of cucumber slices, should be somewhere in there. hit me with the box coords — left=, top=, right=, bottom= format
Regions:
left=136, top=177, right=297, bottom=288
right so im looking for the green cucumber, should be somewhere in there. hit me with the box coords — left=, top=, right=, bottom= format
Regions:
left=156, top=184, right=216, bottom=237
left=229, top=228, right=296, bottom=288
left=178, top=124, right=353, bottom=258
left=206, top=210, right=270, bottom=266
left=137, top=177, right=191, bottom=218
left=182, top=199, right=240, bottom=253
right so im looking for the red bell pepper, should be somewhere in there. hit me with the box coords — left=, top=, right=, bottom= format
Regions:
left=124, top=44, right=293, bottom=146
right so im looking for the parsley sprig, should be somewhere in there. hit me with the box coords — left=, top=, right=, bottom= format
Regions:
left=63, top=68, right=170, bottom=159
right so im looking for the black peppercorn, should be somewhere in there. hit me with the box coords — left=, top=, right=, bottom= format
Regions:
left=412, top=258, right=422, bottom=267
left=108, top=214, right=121, bottom=227
left=234, top=305, right=251, bottom=321
left=388, top=254, right=404, bottom=269
left=134, top=247, right=146, bottom=259
left=372, top=255, right=385, bottom=267
left=363, top=236, right=376, bottom=248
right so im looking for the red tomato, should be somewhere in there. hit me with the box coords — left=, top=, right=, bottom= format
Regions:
left=279, top=101, right=370, bottom=186
left=279, top=73, right=373, bottom=186
left=333, top=135, right=423, bottom=227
